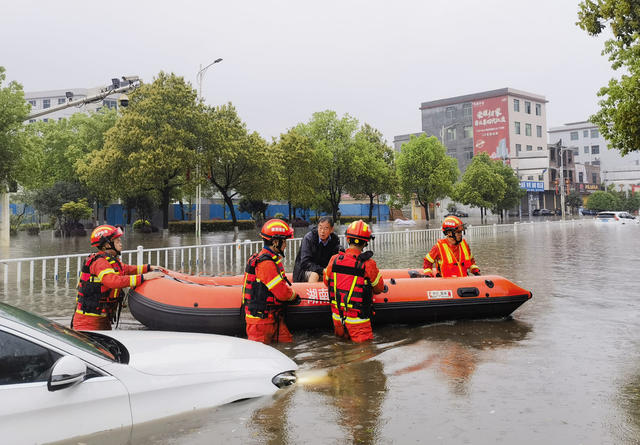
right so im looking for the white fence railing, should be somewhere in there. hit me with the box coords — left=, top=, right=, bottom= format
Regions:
left=1, top=220, right=581, bottom=288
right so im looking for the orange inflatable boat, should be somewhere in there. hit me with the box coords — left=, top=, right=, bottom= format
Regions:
left=128, top=270, right=532, bottom=335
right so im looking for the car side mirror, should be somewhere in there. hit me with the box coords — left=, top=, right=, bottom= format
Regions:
left=47, top=355, right=87, bottom=392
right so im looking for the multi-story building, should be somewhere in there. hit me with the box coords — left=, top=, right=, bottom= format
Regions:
left=548, top=121, right=640, bottom=192
left=25, top=84, right=126, bottom=123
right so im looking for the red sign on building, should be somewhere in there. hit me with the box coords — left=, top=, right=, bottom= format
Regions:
left=472, top=96, right=510, bottom=160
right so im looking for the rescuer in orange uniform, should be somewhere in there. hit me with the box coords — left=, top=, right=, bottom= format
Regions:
left=242, top=219, right=300, bottom=344
left=72, top=225, right=164, bottom=331
left=323, top=220, right=385, bottom=343
left=423, top=215, right=480, bottom=278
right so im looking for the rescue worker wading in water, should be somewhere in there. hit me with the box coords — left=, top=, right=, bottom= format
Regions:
left=422, top=215, right=481, bottom=278
left=242, top=219, right=300, bottom=344
left=323, top=220, right=385, bottom=343
left=72, top=225, right=164, bottom=331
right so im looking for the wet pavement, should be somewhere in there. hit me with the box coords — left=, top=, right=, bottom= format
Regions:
left=2, top=219, right=640, bottom=444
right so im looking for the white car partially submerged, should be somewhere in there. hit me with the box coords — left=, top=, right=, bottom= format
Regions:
left=595, top=211, right=640, bottom=225
left=0, top=302, right=297, bottom=445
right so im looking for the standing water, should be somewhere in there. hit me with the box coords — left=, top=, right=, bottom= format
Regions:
left=1, top=220, right=639, bottom=444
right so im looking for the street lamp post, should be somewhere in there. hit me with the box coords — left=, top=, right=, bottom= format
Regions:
left=558, top=139, right=566, bottom=220
left=195, top=58, right=223, bottom=243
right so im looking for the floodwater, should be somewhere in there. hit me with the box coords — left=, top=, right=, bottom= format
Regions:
left=2, top=219, right=640, bottom=444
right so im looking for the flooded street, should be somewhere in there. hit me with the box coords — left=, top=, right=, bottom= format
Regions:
left=2, top=220, right=640, bottom=444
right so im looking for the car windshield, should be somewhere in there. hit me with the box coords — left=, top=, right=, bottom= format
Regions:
left=0, top=302, right=116, bottom=362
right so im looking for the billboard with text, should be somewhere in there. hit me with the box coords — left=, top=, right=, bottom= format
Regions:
left=472, top=95, right=509, bottom=160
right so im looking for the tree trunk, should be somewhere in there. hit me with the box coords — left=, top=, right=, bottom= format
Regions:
left=288, top=201, right=293, bottom=221
left=368, top=194, right=374, bottom=222
left=161, top=189, right=171, bottom=229
left=222, top=192, right=238, bottom=227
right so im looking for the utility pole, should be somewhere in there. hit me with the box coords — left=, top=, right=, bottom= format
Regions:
left=558, top=139, right=566, bottom=220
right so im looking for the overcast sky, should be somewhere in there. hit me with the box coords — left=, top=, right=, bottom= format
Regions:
left=1, top=0, right=614, bottom=144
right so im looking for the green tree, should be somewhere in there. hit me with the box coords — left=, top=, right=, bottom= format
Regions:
left=454, top=152, right=506, bottom=222
left=102, top=72, right=200, bottom=229
left=200, top=103, right=273, bottom=229
left=566, top=191, right=584, bottom=213
left=33, top=181, right=89, bottom=227
left=623, top=190, right=640, bottom=213
left=348, top=124, right=397, bottom=222
left=577, top=0, right=640, bottom=154
left=299, top=110, right=359, bottom=222
left=491, top=161, right=525, bottom=221
left=586, top=190, right=617, bottom=212
left=0, top=66, right=30, bottom=189
left=396, top=134, right=459, bottom=223
left=273, top=126, right=319, bottom=221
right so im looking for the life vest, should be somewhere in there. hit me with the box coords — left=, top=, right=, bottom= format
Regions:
left=435, top=238, right=473, bottom=277
left=242, top=249, right=287, bottom=319
left=327, top=251, right=374, bottom=323
left=76, top=252, right=124, bottom=317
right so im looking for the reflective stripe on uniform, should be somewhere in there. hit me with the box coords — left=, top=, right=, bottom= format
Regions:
left=265, top=275, right=283, bottom=290
left=332, top=313, right=370, bottom=324
left=137, top=265, right=145, bottom=274
left=370, top=272, right=382, bottom=287
left=97, top=268, right=117, bottom=281
left=76, top=309, right=107, bottom=317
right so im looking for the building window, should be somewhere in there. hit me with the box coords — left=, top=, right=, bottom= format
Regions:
left=513, top=99, right=520, bottom=112
left=573, top=148, right=579, bottom=155
left=537, top=146, right=543, bottom=151
left=538, top=174, right=543, bottom=181
left=43, top=118, right=48, bottom=122
left=445, top=107, right=455, bottom=119
left=569, top=171, right=573, bottom=181
left=463, top=125, right=472, bottom=139
left=527, top=175, right=534, bottom=180
left=536, top=125, right=542, bottom=137
left=591, top=129, right=599, bottom=138
left=570, top=131, right=579, bottom=140
left=446, top=127, right=457, bottom=141
left=463, top=103, right=472, bottom=118
left=583, top=130, right=588, bottom=137
left=526, top=145, right=533, bottom=151
left=535, top=103, right=541, bottom=116
left=550, top=149, right=555, bottom=161
left=43, top=99, right=50, bottom=109
left=465, top=151, right=473, bottom=160
left=579, top=172, right=584, bottom=183
left=28, top=99, right=36, bottom=107
left=591, top=145, right=599, bottom=154
left=516, top=143, right=522, bottom=152
left=592, top=173, right=597, bottom=184
left=584, top=146, right=589, bottom=154
left=525, top=101, right=531, bottom=114
left=515, top=121, right=521, bottom=134
left=28, top=119, right=36, bottom=123
left=58, top=98, right=65, bottom=104
left=525, top=123, right=532, bottom=136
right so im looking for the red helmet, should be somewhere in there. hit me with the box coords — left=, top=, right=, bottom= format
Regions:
left=260, top=219, right=294, bottom=241
left=90, top=224, right=123, bottom=247
left=442, top=216, right=465, bottom=234
left=345, top=220, right=374, bottom=243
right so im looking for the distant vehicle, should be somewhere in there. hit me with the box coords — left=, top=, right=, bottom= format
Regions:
left=595, top=211, right=640, bottom=225
left=393, top=218, right=416, bottom=226
left=445, top=210, right=469, bottom=218
left=580, top=208, right=598, bottom=216
left=0, top=302, right=297, bottom=444
left=532, top=208, right=553, bottom=216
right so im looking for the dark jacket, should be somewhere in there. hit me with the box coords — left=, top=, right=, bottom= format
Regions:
left=293, top=227, right=341, bottom=282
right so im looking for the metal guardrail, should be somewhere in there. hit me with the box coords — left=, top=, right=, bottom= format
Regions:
left=1, top=220, right=581, bottom=288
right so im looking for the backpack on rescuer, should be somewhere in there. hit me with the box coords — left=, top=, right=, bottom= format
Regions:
left=76, top=252, right=123, bottom=317
left=242, top=252, right=282, bottom=318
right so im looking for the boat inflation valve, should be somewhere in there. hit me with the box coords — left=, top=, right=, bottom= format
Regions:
left=484, top=279, right=494, bottom=288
